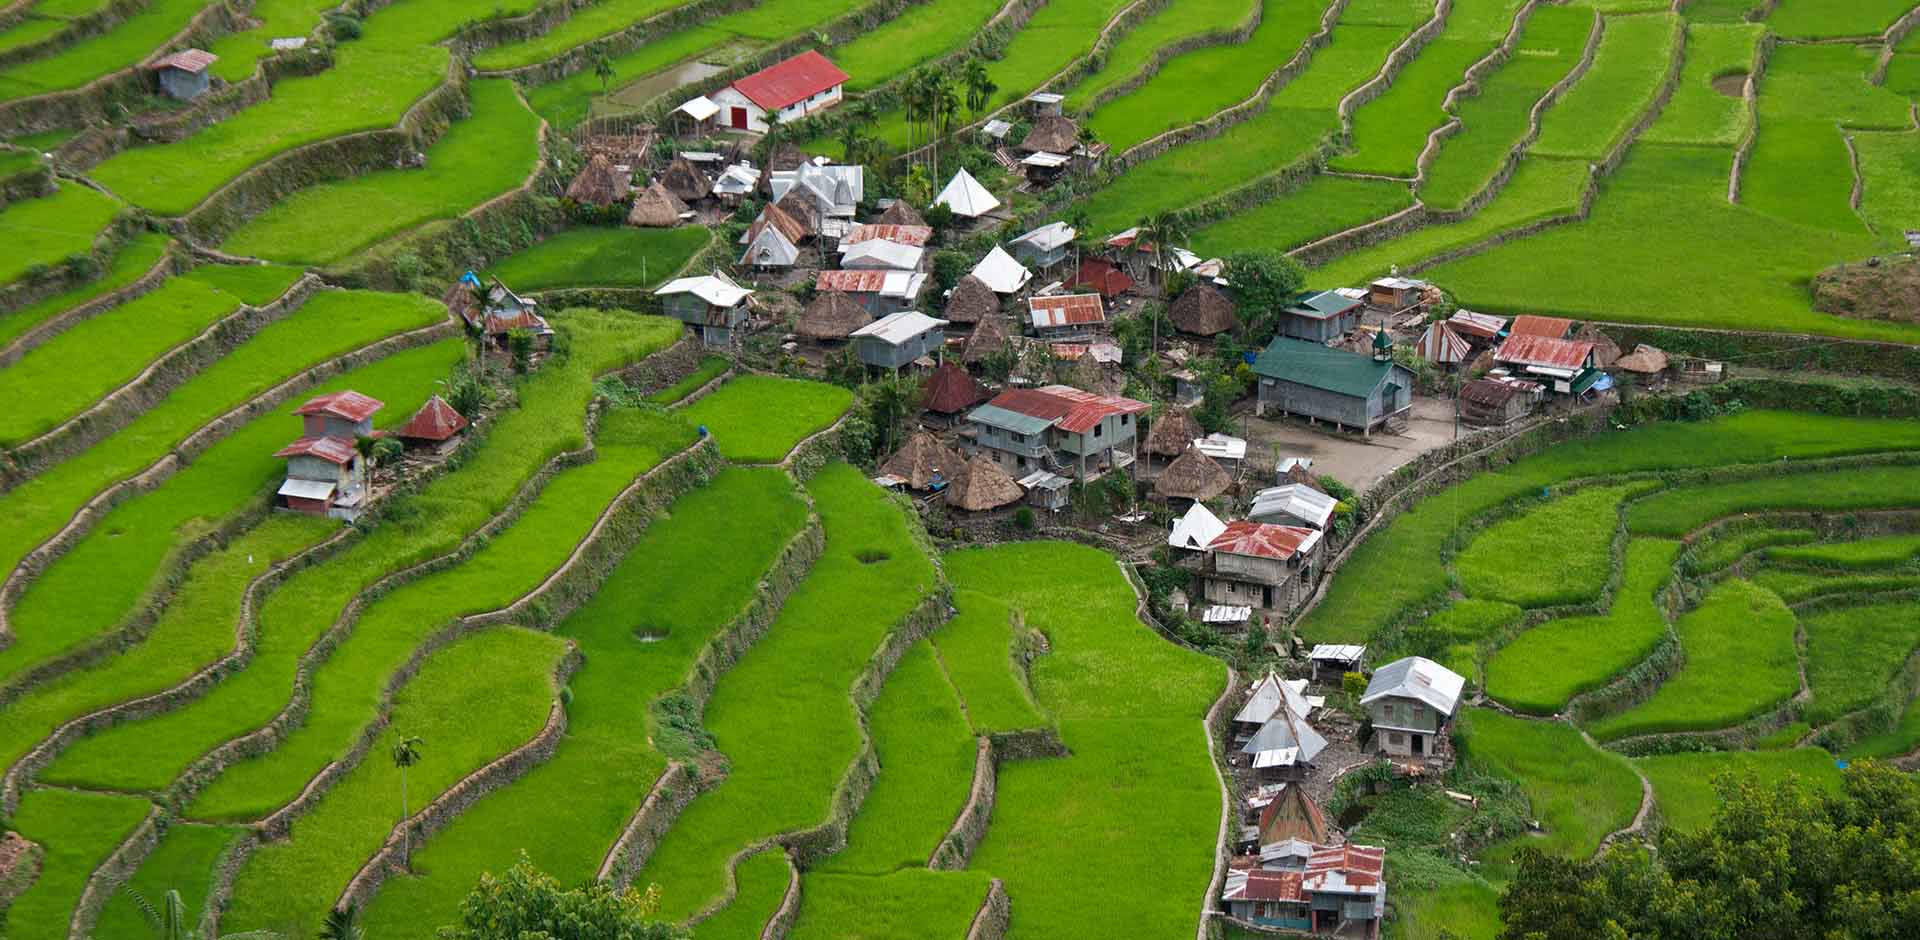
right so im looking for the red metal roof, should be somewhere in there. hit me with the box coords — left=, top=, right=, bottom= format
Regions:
left=842, top=224, right=931, bottom=247
left=395, top=395, right=468, bottom=441
left=152, top=48, right=217, bottom=73
left=730, top=51, right=849, bottom=111
left=1028, top=293, right=1106, bottom=328
left=294, top=390, right=383, bottom=422
left=1067, top=258, right=1135, bottom=298
left=1494, top=334, right=1594, bottom=370
left=983, top=384, right=1147, bottom=434
left=1208, top=521, right=1317, bottom=560
left=921, top=360, right=988, bottom=414
left=1508, top=314, right=1574, bottom=338
left=1307, top=844, right=1385, bottom=884
left=1234, top=870, right=1304, bottom=902
left=274, top=436, right=357, bottom=464
left=816, top=269, right=888, bottom=293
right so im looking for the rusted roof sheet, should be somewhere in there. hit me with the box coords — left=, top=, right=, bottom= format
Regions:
left=1447, top=309, right=1507, bottom=340
left=1067, top=259, right=1134, bottom=299
left=842, top=223, right=931, bottom=247
left=1207, top=521, right=1320, bottom=560
left=815, top=269, right=889, bottom=293
left=1028, top=293, right=1105, bottom=329
left=152, top=48, right=217, bottom=73
left=1459, top=378, right=1521, bottom=408
left=1508, top=314, right=1574, bottom=338
left=1307, top=844, right=1386, bottom=884
left=729, top=50, right=848, bottom=111
left=274, top=435, right=356, bottom=463
left=1416, top=321, right=1472, bottom=364
left=294, top=390, right=383, bottom=422
left=1224, top=869, right=1304, bottom=903
left=1494, top=334, right=1594, bottom=370
left=395, top=395, right=468, bottom=441
left=977, top=384, right=1146, bottom=434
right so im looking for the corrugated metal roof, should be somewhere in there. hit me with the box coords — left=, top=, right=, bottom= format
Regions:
left=933, top=168, right=999, bottom=217
left=295, top=390, right=383, bottom=422
left=1447, top=309, right=1507, bottom=339
left=1508, top=314, right=1574, bottom=337
left=152, top=48, right=217, bottom=72
left=1169, top=501, right=1226, bottom=550
left=277, top=478, right=335, bottom=500
left=840, top=239, right=923, bottom=270
left=1249, top=484, right=1337, bottom=528
left=395, top=396, right=467, bottom=441
left=842, top=223, right=931, bottom=247
left=274, top=436, right=356, bottom=463
left=1360, top=656, right=1464, bottom=714
left=657, top=272, right=752, bottom=306
left=1208, top=521, right=1320, bottom=560
left=1252, top=338, right=1401, bottom=399
left=1417, top=321, right=1472, bottom=364
left=850, top=311, right=946, bottom=345
left=815, top=269, right=887, bottom=293
left=1028, top=293, right=1105, bottom=329
left=676, top=95, right=719, bottom=121
left=971, top=245, right=1031, bottom=293
left=967, top=402, right=1055, bottom=436
left=729, top=50, right=848, bottom=110
left=1012, top=221, right=1075, bottom=251
left=1494, top=334, right=1594, bottom=371
left=1308, top=644, right=1365, bottom=662
left=1284, top=290, right=1363, bottom=319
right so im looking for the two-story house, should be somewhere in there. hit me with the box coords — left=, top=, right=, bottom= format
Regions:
left=1360, top=656, right=1465, bottom=759
left=1201, top=521, right=1324, bottom=614
left=964, top=384, right=1148, bottom=481
left=1222, top=844, right=1387, bottom=937
left=1491, top=333, right=1603, bottom=396
left=655, top=271, right=755, bottom=347
left=275, top=390, right=383, bottom=519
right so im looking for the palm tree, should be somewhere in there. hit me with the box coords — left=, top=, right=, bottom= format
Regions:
left=962, top=57, right=997, bottom=119
left=1134, top=210, right=1191, bottom=356
left=838, top=99, right=875, bottom=162
left=318, top=904, right=364, bottom=940
left=592, top=51, right=614, bottom=95
left=925, top=70, right=956, bottom=179
left=391, top=733, right=423, bottom=865
left=123, top=886, right=278, bottom=940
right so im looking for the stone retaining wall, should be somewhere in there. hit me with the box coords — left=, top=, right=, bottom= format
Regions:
left=476, top=0, right=758, bottom=84
left=928, top=737, right=995, bottom=869
left=1081, top=0, right=1264, bottom=114
left=0, top=246, right=178, bottom=368
left=1199, top=667, right=1241, bottom=940
left=1727, top=32, right=1774, bottom=203
left=0, top=210, right=144, bottom=317
left=0, top=158, right=52, bottom=209
left=965, top=879, right=1010, bottom=940
left=760, top=850, right=803, bottom=940
left=0, top=0, right=242, bottom=135
left=0, top=0, right=149, bottom=69
left=1336, top=0, right=1451, bottom=132
left=6, top=273, right=324, bottom=477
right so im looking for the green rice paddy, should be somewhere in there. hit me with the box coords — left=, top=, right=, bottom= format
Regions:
left=489, top=225, right=711, bottom=291
left=0, top=182, right=119, bottom=285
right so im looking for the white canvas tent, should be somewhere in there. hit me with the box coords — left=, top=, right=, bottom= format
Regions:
left=933, top=168, right=1001, bottom=218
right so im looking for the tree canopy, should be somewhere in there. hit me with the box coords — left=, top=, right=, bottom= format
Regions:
left=439, top=857, right=687, bottom=940
left=1221, top=250, right=1305, bottom=345
left=1499, top=762, right=1920, bottom=940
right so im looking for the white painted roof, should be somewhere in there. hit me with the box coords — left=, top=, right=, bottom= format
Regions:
left=982, top=119, right=1013, bottom=138
left=1021, top=151, right=1071, bottom=167
left=1250, top=483, right=1338, bottom=529
left=1194, top=432, right=1246, bottom=461
left=1309, top=644, right=1366, bottom=664
left=840, top=239, right=924, bottom=271
left=1168, top=501, right=1227, bottom=550
left=970, top=245, right=1031, bottom=294
left=850, top=311, right=947, bottom=345
left=677, top=96, right=720, bottom=121
left=655, top=271, right=753, bottom=306
left=278, top=478, right=336, bottom=500
left=933, top=168, right=1000, bottom=217
left=1360, top=656, right=1466, bottom=715
left=740, top=225, right=799, bottom=267
left=714, top=163, right=760, bottom=195
left=879, top=271, right=928, bottom=300
left=1012, top=221, right=1076, bottom=252
left=1234, top=671, right=1322, bottom=726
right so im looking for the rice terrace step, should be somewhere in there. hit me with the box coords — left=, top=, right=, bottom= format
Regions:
left=2, top=0, right=1919, bottom=937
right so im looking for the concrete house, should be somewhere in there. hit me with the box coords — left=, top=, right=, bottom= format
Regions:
left=710, top=50, right=848, bottom=133
left=1276, top=290, right=1365, bottom=343
left=965, top=384, right=1147, bottom=480
left=1248, top=483, right=1337, bottom=530
left=1202, top=521, right=1323, bottom=614
left=1252, top=339, right=1414, bottom=436
left=275, top=391, right=382, bottom=519
left=655, top=271, right=754, bottom=346
left=152, top=49, right=217, bottom=101
left=1361, top=656, right=1465, bottom=759
left=849, top=311, right=947, bottom=370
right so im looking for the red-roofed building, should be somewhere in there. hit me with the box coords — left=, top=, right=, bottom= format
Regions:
left=1202, top=521, right=1324, bottom=614
left=152, top=48, right=217, bottom=100
left=278, top=390, right=382, bottom=518
left=1066, top=258, right=1135, bottom=299
left=395, top=395, right=469, bottom=453
left=1027, top=293, right=1106, bottom=339
left=1493, top=334, right=1602, bottom=395
left=1223, top=842, right=1387, bottom=936
left=965, top=384, right=1148, bottom=480
left=711, top=50, right=848, bottom=133
left=1507, top=314, right=1574, bottom=338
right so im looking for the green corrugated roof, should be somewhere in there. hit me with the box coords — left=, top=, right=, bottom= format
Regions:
left=1253, top=338, right=1397, bottom=398
left=967, top=403, right=1055, bottom=435
left=1284, top=290, right=1360, bottom=319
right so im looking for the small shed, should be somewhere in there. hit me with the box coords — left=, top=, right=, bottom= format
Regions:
left=1155, top=445, right=1233, bottom=505
left=971, top=245, right=1032, bottom=294
left=627, top=182, right=689, bottom=228
left=849, top=311, right=948, bottom=370
left=1276, top=290, right=1365, bottom=343
left=1458, top=378, right=1530, bottom=426
left=796, top=290, right=869, bottom=343
left=921, top=359, right=988, bottom=417
left=944, top=274, right=1001, bottom=325
left=567, top=153, right=632, bottom=208
left=394, top=395, right=468, bottom=454
left=1027, top=293, right=1105, bottom=340
left=933, top=168, right=1000, bottom=218
left=947, top=454, right=1025, bottom=511
left=152, top=49, right=217, bottom=101
left=1009, top=221, right=1076, bottom=269
left=673, top=95, right=719, bottom=135
left=1017, top=469, right=1072, bottom=511
left=1366, top=276, right=1432, bottom=313
left=1307, top=644, right=1366, bottom=683
left=881, top=431, right=962, bottom=490
left=961, top=314, right=1011, bottom=365
left=1145, top=408, right=1203, bottom=458
left=1170, top=282, right=1238, bottom=337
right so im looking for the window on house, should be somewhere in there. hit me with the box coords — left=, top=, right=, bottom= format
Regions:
left=1413, top=702, right=1425, bottom=718
left=1094, top=423, right=1104, bottom=438
left=1012, top=432, right=1025, bottom=443
left=1389, top=732, right=1404, bottom=746
left=1121, top=414, right=1131, bottom=426
left=1017, top=456, right=1027, bottom=469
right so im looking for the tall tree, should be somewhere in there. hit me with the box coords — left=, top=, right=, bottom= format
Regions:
left=592, top=51, right=615, bottom=95
left=391, top=733, right=424, bottom=866
left=962, top=56, right=997, bottom=118
left=440, top=856, right=687, bottom=940
left=1222, top=250, right=1306, bottom=344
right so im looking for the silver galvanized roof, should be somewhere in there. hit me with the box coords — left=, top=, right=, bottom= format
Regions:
left=1249, top=483, right=1338, bottom=529
left=1360, top=656, right=1464, bottom=714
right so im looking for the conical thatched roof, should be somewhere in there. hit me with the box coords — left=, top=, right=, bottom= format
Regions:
left=1155, top=444, right=1232, bottom=502
left=921, top=359, right=988, bottom=414
left=660, top=156, right=711, bottom=202
left=796, top=290, right=870, bottom=341
left=1145, top=408, right=1202, bottom=458
left=1169, top=283, right=1237, bottom=337
left=944, top=274, right=999, bottom=325
left=567, top=153, right=631, bottom=207
left=1573, top=325, right=1621, bottom=369
left=880, top=431, right=961, bottom=489
left=875, top=200, right=926, bottom=227
left=1018, top=114, right=1081, bottom=154
left=1614, top=344, right=1670, bottom=374
left=962, top=315, right=1010, bottom=364
left=1282, top=464, right=1326, bottom=494
left=946, top=454, right=1025, bottom=511
left=774, top=188, right=818, bottom=234
left=627, top=181, right=688, bottom=227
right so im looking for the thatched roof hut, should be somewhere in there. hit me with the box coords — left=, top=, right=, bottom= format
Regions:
left=659, top=156, right=712, bottom=203
left=1281, top=464, right=1326, bottom=494
left=566, top=153, right=631, bottom=207
left=944, top=274, right=999, bottom=325
left=946, top=454, right=1025, bottom=511
left=1144, top=408, right=1202, bottom=458
left=881, top=431, right=962, bottom=489
left=922, top=359, right=988, bottom=415
left=442, top=278, right=479, bottom=322
left=768, top=141, right=812, bottom=173
left=962, top=315, right=1010, bottom=364
left=1019, top=115, right=1081, bottom=154
left=773, top=188, right=819, bottom=235
left=876, top=200, right=926, bottom=227
left=1573, top=325, right=1621, bottom=369
left=1169, top=283, right=1237, bottom=337
left=796, top=290, right=870, bottom=341
left=627, top=182, right=688, bottom=227
left=1614, top=344, right=1670, bottom=374
left=1154, top=445, right=1232, bottom=503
